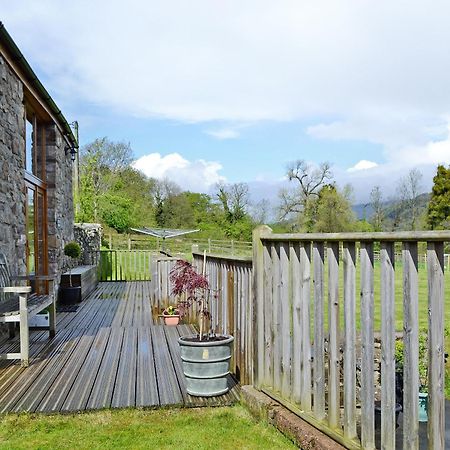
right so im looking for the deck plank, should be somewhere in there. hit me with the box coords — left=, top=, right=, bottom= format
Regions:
left=61, top=327, right=111, bottom=412
left=151, top=325, right=183, bottom=406
left=111, top=327, right=137, bottom=408
left=87, top=326, right=124, bottom=410
left=136, top=326, right=159, bottom=407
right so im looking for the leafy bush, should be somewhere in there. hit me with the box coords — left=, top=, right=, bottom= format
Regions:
left=64, top=242, right=81, bottom=259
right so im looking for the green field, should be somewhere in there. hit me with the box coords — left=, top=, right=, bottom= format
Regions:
left=0, top=406, right=295, bottom=450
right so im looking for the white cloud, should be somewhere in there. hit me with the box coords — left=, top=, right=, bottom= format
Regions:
left=132, top=152, right=225, bottom=192
left=4, top=0, right=450, bottom=129
left=3, top=0, right=450, bottom=201
left=205, top=128, right=240, bottom=140
left=347, top=160, right=378, bottom=172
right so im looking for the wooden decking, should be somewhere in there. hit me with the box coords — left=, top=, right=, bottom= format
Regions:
left=0, top=282, right=239, bottom=413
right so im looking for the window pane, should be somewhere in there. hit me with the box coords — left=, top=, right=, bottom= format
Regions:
left=27, top=188, right=35, bottom=274
left=25, top=119, right=33, bottom=173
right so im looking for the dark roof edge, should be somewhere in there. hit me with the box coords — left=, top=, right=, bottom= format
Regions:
left=0, top=22, right=78, bottom=147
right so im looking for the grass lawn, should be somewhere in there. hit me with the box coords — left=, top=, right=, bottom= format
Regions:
left=0, top=405, right=295, bottom=450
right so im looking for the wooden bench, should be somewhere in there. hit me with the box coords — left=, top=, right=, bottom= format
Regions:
left=0, top=253, right=56, bottom=366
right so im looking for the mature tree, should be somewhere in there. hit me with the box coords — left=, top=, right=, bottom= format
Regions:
left=111, top=167, right=156, bottom=228
left=250, top=198, right=271, bottom=225
left=312, top=184, right=356, bottom=232
left=427, top=165, right=450, bottom=229
left=278, top=160, right=332, bottom=221
left=78, top=138, right=134, bottom=222
left=152, top=179, right=181, bottom=227
left=397, top=168, right=423, bottom=230
left=216, top=182, right=249, bottom=223
left=370, top=185, right=385, bottom=231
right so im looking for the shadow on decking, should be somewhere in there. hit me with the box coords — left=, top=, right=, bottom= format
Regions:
left=0, top=282, right=239, bottom=414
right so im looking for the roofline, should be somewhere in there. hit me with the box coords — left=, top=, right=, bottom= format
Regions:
left=0, top=21, right=78, bottom=148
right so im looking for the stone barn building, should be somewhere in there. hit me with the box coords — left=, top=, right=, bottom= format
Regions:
left=0, top=22, right=78, bottom=283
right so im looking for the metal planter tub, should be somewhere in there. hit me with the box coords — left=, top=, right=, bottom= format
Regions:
left=178, top=334, right=234, bottom=397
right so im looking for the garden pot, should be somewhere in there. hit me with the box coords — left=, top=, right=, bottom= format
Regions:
left=163, top=315, right=180, bottom=326
left=374, top=401, right=402, bottom=429
left=59, top=286, right=81, bottom=305
left=418, top=392, right=428, bottom=422
left=178, top=334, right=234, bottom=397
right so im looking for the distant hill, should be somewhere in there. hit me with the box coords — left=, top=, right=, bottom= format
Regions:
left=353, top=193, right=431, bottom=222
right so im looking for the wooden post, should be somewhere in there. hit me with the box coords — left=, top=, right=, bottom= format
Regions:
left=252, top=225, right=271, bottom=389
left=427, top=242, right=445, bottom=450
left=402, top=242, right=419, bottom=449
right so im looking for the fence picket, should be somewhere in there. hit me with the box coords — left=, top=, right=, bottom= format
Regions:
left=360, top=242, right=375, bottom=449
left=300, top=242, right=312, bottom=411
left=427, top=242, right=445, bottom=450
left=313, top=242, right=326, bottom=421
left=327, top=242, right=340, bottom=430
left=402, top=242, right=419, bottom=449
left=280, top=243, right=291, bottom=398
left=291, top=243, right=302, bottom=403
left=380, top=242, right=396, bottom=449
left=343, top=242, right=357, bottom=440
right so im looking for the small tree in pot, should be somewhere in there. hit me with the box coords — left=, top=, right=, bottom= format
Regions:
left=170, top=256, right=234, bottom=397
left=60, top=241, right=82, bottom=304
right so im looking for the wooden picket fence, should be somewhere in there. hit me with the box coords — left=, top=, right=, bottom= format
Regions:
left=252, top=227, right=448, bottom=450
left=192, top=252, right=253, bottom=385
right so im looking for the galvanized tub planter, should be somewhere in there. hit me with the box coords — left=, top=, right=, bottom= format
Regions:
left=178, top=334, right=234, bottom=397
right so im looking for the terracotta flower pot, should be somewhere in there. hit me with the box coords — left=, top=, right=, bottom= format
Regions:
left=163, top=315, right=180, bottom=326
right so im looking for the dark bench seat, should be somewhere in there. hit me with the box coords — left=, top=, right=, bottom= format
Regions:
left=60, top=265, right=98, bottom=301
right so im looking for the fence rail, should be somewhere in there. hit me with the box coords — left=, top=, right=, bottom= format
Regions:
left=252, top=227, right=448, bottom=450
left=105, top=233, right=252, bottom=256
left=89, top=250, right=155, bottom=281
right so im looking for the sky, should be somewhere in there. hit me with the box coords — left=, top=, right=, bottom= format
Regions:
left=3, top=1, right=450, bottom=208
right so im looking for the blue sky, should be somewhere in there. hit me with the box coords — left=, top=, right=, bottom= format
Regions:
left=3, top=1, right=450, bottom=206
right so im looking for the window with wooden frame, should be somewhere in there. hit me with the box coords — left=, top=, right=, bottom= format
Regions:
left=24, top=104, right=48, bottom=286
left=24, top=108, right=47, bottom=183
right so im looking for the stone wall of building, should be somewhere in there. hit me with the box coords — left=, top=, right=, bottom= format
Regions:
left=0, top=54, right=27, bottom=276
left=73, top=223, right=103, bottom=265
left=0, top=53, right=74, bottom=283
left=45, top=124, right=75, bottom=277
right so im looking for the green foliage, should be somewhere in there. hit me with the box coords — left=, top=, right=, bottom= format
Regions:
left=99, top=194, right=133, bottom=233
left=64, top=242, right=81, bottom=259
left=303, top=184, right=356, bottom=232
left=76, top=137, right=257, bottom=240
left=427, top=164, right=450, bottom=229
left=354, top=220, right=375, bottom=232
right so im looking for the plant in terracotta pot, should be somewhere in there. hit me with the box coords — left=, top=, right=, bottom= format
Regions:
left=170, top=256, right=234, bottom=397
left=162, top=305, right=180, bottom=326
left=60, top=241, right=82, bottom=305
